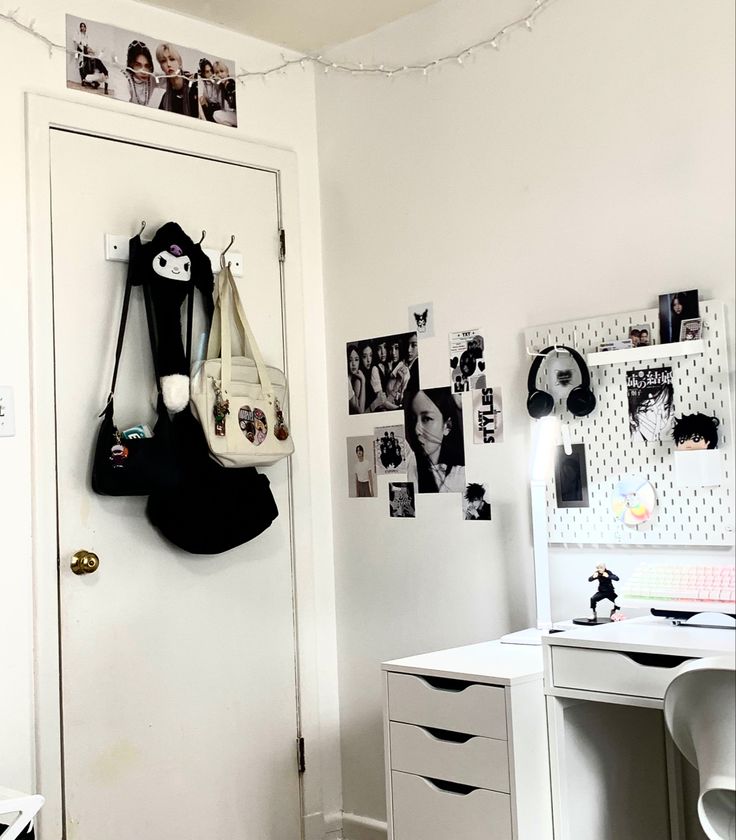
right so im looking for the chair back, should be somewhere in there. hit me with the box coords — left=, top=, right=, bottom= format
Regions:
left=664, top=655, right=736, bottom=840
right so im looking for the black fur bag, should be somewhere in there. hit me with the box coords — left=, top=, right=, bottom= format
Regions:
left=146, top=407, right=278, bottom=554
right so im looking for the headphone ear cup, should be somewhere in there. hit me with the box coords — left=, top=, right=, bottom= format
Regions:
left=527, top=390, right=555, bottom=419
left=567, top=386, right=597, bottom=417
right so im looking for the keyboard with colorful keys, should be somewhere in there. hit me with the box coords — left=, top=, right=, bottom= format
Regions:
left=619, top=563, right=736, bottom=616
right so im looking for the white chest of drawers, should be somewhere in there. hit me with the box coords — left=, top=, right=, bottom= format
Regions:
left=382, top=641, right=552, bottom=840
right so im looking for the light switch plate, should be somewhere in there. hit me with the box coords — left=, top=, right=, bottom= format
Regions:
left=0, top=386, right=15, bottom=436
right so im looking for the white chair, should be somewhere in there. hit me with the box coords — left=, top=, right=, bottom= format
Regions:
left=664, top=655, right=736, bottom=840
left=0, top=786, right=44, bottom=840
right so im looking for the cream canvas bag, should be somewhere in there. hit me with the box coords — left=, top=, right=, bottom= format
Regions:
left=190, top=264, right=294, bottom=467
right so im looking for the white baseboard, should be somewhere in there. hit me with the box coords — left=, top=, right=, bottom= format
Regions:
left=341, top=812, right=388, bottom=840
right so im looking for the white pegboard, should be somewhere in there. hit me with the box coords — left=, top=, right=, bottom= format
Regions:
left=524, top=300, right=734, bottom=546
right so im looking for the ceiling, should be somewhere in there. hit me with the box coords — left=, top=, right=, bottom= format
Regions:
left=136, top=0, right=442, bottom=53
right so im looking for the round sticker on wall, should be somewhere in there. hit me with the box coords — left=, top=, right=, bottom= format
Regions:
left=611, top=476, right=657, bottom=526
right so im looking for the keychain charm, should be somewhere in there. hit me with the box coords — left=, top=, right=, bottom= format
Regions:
left=213, top=386, right=230, bottom=437
left=274, top=398, right=290, bottom=441
left=109, top=430, right=129, bottom=468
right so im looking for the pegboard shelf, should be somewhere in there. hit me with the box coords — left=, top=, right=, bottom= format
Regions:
left=524, top=300, right=733, bottom=547
left=587, top=339, right=705, bottom=367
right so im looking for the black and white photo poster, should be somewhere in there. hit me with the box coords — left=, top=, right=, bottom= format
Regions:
left=404, top=387, right=466, bottom=493
left=66, top=15, right=238, bottom=126
left=463, top=483, right=491, bottom=520
left=472, top=387, right=503, bottom=444
left=627, top=367, right=675, bottom=442
left=346, top=436, right=377, bottom=498
left=658, top=290, right=699, bottom=344
left=374, top=425, right=407, bottom=475
left=449, top=329, right=486, bottom=393
left=347, top=332, right=419, bottom=414
left=389, top=483, right=416, bottom=518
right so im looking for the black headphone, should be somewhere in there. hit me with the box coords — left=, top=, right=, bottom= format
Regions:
left=527, top=346, right=596, bottom=419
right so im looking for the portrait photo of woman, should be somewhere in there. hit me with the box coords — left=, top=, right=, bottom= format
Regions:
left=404, top=387, right=465, bottom=493
left=346, top=436, right=376, bottom=498
left=658, top=290, right=699, bottom=344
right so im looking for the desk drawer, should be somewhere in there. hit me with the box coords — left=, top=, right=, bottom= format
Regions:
left=391, top=771, right=512, bottom=840
left=390, top=722, right=510, bottom=793
left=388, top=672, right=507, bottom=739
left=551, top=646, right=686, bottom=700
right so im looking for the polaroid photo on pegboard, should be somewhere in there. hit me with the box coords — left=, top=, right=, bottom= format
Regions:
left=554, top=444, right=589, bottom=508
left=409, top=302, right=434, bottom=338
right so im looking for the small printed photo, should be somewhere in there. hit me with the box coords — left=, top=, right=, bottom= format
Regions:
left=449, top=329, right=486, bottom=393
left=629, top=324, right=652, bottom=347
left=374, top=425, right=407, bottom=475
left=347, top=332, right=419, bottom=414
left=409, top=302, right=434, bottom=338
left=554, top=444, right=589, bottom=508
left=472, top=387, right=503, bottom=444
left=679, top=317, right=702, bottom=341
left=389, top=482, right=416, bottom=518
left=463, top=482, right=491, bottom=520
left=598, top=339, right=633, bottom=353
left=347, top=436, right=377, bottom=498
left=658, top=290, right=699, bottom=344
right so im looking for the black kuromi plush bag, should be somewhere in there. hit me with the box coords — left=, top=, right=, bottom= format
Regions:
left=140, top=222, right=278, bottom=553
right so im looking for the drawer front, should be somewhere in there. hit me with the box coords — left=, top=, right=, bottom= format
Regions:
left=390, top=722, right=509, bottom=793
left=552, top=646, right=680, bottom=700
left=388, top=672, right=507, bottom=739
left=391, top=771, right=512, bottom=840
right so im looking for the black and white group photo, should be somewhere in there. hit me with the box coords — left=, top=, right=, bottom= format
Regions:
left=374, top=426, right=407, bottom=475
left=347, top=332, right=419, bottom=414
left=66, top=15, right=238, bottom=126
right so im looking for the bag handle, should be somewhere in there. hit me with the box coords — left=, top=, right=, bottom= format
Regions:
left=103, top=235, right=161, bottom=417
left=209, top=265, right=275, bottom=400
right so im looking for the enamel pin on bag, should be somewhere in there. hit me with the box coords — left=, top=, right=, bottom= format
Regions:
left=190, top=262, right=294, bottom=467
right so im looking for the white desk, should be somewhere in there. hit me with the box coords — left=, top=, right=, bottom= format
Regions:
left=543, top=616, right=736, bottom=840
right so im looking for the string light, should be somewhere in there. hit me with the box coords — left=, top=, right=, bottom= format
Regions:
left=1, top=0, right=554, bottom=85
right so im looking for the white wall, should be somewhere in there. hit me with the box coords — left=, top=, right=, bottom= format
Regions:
left=316, top=0, right=735, bottom=828
left=0, top=2, right=342, bottom=833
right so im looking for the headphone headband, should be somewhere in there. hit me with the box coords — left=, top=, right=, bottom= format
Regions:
left=527, top=345, right=591, bottom=394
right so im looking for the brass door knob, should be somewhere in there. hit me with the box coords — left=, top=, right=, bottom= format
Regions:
left=71, top=550, right=100, bottom=575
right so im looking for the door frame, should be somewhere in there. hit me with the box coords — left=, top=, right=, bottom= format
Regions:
left=25, top=93, right=323, bottom=839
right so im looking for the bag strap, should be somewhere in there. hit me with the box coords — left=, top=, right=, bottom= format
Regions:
left=209, top=264, right=275, bottom=399
left=102, top=236, right=162, bottom=417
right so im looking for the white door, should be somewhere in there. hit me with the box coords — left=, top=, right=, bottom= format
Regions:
left=48, top=128, right=302, bottom=840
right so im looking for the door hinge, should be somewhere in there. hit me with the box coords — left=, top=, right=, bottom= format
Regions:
left=296, top=736, right=305, bottom=774
left=279, top=228, right=286, bottom=263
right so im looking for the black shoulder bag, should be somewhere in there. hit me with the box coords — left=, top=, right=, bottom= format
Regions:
left=91, top=237, right=175, bottom=496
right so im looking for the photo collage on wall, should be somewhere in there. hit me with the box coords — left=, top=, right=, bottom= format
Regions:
left=66, top=15, right=238, bottom=126
left=346, top=305, right=500, bottom=521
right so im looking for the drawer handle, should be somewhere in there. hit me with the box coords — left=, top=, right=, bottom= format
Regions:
left=423, top=776, right=479, bottom=796
left=421, top=726, right=475, bottom=744
left=419, top=675, right=476, bottom=692
left=623, top=653, right=695, bottom=669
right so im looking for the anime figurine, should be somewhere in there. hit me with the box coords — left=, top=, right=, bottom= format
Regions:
left=673, top=413, right=720, bottom=451
left=132, top=222, right=214, bottom=412
left=573, top=563, right=620, bottom=625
